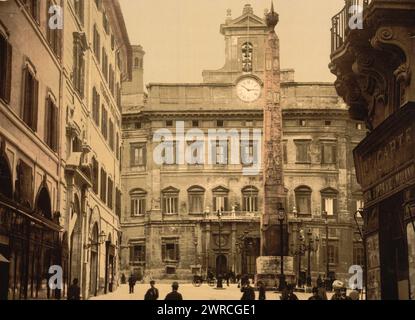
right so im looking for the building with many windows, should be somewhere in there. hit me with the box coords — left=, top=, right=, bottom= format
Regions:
left=120, top=5, right=366, bottom=285
left=0, top=0, right=131, bottom=300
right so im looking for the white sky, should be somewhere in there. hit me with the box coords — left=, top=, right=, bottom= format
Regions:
left=119, top=0, right=345, bottom=85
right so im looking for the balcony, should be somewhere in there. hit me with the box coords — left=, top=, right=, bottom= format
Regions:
left=331, top=0, right=371, bottom=54
left=329, top=0, right=415, bottom=130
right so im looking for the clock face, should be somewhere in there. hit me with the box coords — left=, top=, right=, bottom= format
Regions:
left=236, top=78, right=262, bottom=103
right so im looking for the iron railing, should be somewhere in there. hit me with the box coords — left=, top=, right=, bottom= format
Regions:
left=331, top=0, right=371, bottom=53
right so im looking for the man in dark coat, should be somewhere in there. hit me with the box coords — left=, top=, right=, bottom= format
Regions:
left=67, top=279, right=81, bottom=300
left=240, top=280, right=255, bottom=300
left=144, top=280, right=159, bottom=300
left=165, top=282, right=183, bottom=300
left=128, top=274, right=136, bottom=294
left=258, top=281, right=266, bottom=300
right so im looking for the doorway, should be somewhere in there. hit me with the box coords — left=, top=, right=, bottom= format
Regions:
left=216, top=255, right=228, bottom=277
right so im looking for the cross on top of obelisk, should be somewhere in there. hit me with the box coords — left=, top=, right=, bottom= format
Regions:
left=266, top=1, right=279, bottom=29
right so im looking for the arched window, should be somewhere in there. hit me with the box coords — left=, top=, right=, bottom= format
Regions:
left=130, top=188, right=147, bottom=217
left=161, top=187, right=179, bottom=215
left=134, top=57, right=140, bottom=68
left=188, top=186, right=205, bottom=214
left=212, top=186, right=229, bottom=212
left=0, top=151, right=13, bottom=199
left=242, top=42, right=253, bottom=72
left=295, top=186, right=312, bottom=215
left=242, top=186, right=259, bottom=212
left=35, top=185, right=52, bottom=220
left=321, top=188, right=339, bottom=216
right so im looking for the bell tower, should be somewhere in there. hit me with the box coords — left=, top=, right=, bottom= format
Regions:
left=202, top=4, right=269, bottom=84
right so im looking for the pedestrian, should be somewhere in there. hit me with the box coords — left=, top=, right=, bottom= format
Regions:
left=144, top=280, right=159, bottom=300
left=67, top=278, right=81, bottom=300
left=225, top=272, right=230, bottom=287
left=258, top=281, right=266, bottom=300
left=318, top=286, right=328, bottom=300
left=308, top=287, right=322, bottom=300
left=128, top=273, right=136, bottom=294
left=348, top=289, right=360, bottom=301
left=121, top=273, right=126, bottom=284
left=331, top=280, right=346, bottom=300
left=165, top=282, right=183, bottom=300
left=240, top=280, right=255, bottom=300
left=280, top=284, right=298, bottom=301
left=316, top=274, right=323, bottom=288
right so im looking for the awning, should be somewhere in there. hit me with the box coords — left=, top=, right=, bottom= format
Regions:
left=0, top=253, right=9, bottom=264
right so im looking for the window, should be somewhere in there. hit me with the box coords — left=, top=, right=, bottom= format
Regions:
left=188, top=186, right=205, bottom=214
left=212, top=186, right=229, bottom=212
left=130, top=144, right=146, bottom=167
left=73, top=34, right=85, bottom=97
left=295, top=140, right=311, bottom=164
left=100, top=168, right=107, bottom=203
left=93, top=25, right=101, bottom=62
left=241, top=140, right=259, bottom=166
left=321, top=143, right=337, bottom=165
left=23, top=0, right=40, bottom=22
left=116, top=133, right=120, bottom=160
left=73, top=0, right=84, bottom=24
left=166, top=120, right=174, bottom=127
left=321, top=188, right=338, bottom=216
left=92, top=87, right=100, bottom=126
left=299, top=120, right=307, bottom=127
left=212, top=140, right=228, bottom=165
left=216, top=120, right=224, bottom=127
left=242, top=42, right=253, bottom=72
left=162, top=239, right=180, bottom=262
left=295, top=186, right=312, bottom=215
left=101, top=106, right=108, bottom=139
left=44, top=97, right=58, bottom=152
left=0, top=34, right=12, bottom=103
left=22, top=67, right=39, bottom=131
left=162, top=187, right=179, bottom=215
left=109, top=65, right=115, bottom=95
left=135, top=122, right=142, bottom=129
left=16, top=160, right=34, bottom=209
left=353, top=245, right=364, bottom=267
left=109, top=120, right=114, bottom=150
left=192, top=120, right=199, bottom=128
left=356, top=123, right=363, bottom=130
left=102, top=47, right=108, bottom=81
left=115, top=188, right=121, bottom=218
left=130, top=189, right=147, bottom=216
left=107, top=177, right=113, bottom=209
left=116, top=83, right=121, bottom=110
left=325, top=121, right=332, bottom=126
left=161, top=141, right=176, bottom=165
left=245, top=120, right=254, bottom=127
left=327, top=244, right=339, bottom=265
left=242, top=186, right=259, bottom=212
left=130, top=244, right=145, bottom=263
left=91, top=158, right=99, bottom=195
left=47, top=0, right=62, bottom=58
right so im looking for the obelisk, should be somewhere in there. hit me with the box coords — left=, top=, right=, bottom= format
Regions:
left=257, top=2, right=288, bottom=289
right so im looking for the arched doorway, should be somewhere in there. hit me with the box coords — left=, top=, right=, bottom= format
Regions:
left=89, top=223, right=99, bottom=296
left=69, top=195, right=82, bottom=284
left=105, top=233, right=115, bottom=294
left=216, top=255, right=228, bottom=277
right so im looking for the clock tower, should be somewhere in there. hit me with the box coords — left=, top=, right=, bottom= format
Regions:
left=202, top=4, right=269, bottom=94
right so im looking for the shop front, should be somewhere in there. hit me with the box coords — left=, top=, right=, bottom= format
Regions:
left=354, top=102, right=415, bottom=300
left=0, top=149, right=64, bottom=300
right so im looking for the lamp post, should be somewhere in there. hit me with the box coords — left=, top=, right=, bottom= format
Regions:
left=216, top=209, right=224, bottom=289
left=290, top=225, right=305, bottom=289
left=278, top=205, right=286, bottom=291
left=354, top=208, right=367, bottom=300
left=323, top=211, right=330, bottom=290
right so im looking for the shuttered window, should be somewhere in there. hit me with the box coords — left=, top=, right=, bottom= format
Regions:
left=22, top=67, right=39, bottom=131
left=321, top=143, right=337, bottom=165
left=0, top=33, right=12, bottom=103
left=44, top=97, right=58, bottom=152
left=162, top=239, right=180, bottom=262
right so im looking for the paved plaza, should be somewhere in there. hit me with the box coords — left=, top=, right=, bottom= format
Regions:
left=90, top=283, right=335, bottom=301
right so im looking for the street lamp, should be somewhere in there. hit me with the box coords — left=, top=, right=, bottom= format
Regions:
left=277, top=204, right=286, bottom=291
left=290, top=225, right=305, bottom=289
left=322, top=210, right=330, bottom=290
left=216, top=209, right=225, bottom=289
left=84, top=230, right=106, bottom=249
